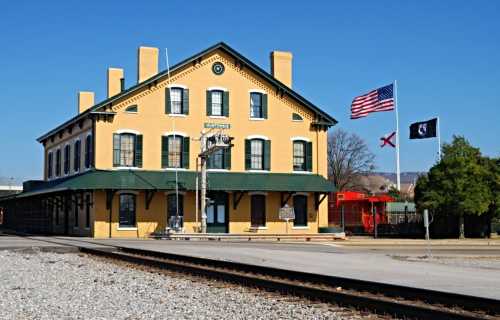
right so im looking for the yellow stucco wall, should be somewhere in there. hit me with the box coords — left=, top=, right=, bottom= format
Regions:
left=94, top=49, right=327, bottom=176
left=92, top=190, right=320, bottom=238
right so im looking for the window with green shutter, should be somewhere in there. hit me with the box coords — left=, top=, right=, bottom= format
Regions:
left=246, top=138, right=270, bottom=171
left=167, top=87, right=189, bottom=115
left=112, top=133, right=142, bottom=167
left=305, top=141, right=313, bottom=172
left=163, top=135, right=189, bottom=168
left=182, top=136, right=190, bottom=169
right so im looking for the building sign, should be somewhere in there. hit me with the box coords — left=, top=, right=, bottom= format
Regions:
left=279, top=204, right=295, bottom=221
left=204, top=122, right=230, bottom=129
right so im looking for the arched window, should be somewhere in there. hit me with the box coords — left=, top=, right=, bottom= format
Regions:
left=166, top=87, right=189, bottom=115
left=245, top=138, right=270, bottom=171
left=167, top=193, right=184, bottom=228
left=74, top=140, right=81, bottom=172
left=293, top=195, right=308, bottom=227
left=161, top=135, right=189, bottom=169
left=55, top=149, right=61, bottom=177
left=125, top=105, right=138, bottom=113
left=85, top=135, right=92, bottom=169
left=119, top=193, right=136, bottom=228
left=113, top=132, right=143, bottom=167
left=63, top=144, right=71, bottom=175
left=292, top=113, right=303, bottom=121
left=47, top=152, right=53, bottom=179
left=292, top=139, right=312, bottom=172
left=250, top=194, right=266, bottom=227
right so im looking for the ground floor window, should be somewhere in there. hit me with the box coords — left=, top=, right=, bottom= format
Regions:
left=250, top=194, right=266, bottom=227
left=293, top=195, right=307, bottom=226
left=119, top=194, right=136, bottom=227
left=167, top=193, right=184, bottom=227
left=85, top=194, right=91, bottom=229
left=74, top=203, right=78, bottom=227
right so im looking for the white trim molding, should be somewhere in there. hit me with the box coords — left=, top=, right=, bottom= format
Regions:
left=117, top=227, right=138, bottom=231
left=167, top=113, right=187, bottom=118
left=246, top=169, right=270, bottom=173
left=206, top=168, right=230, bottom=172
left=246, top=134, right=269, bottom=140
left=117, top=190, right=140, bottom=195
left=115, top=129, right=141, bottom=135
left=167, top=84, right=188, bottom=89
left=207, top=86, right=228, bottom=92
left=248, top=89, right=266, bottom=94
left=163, top=131, right=188, bottom=137
left=292, top=171, right=313, bottom=175
left=290, top=136, right=311, bottom=142
left=164, top=191, right=186, bottom=196
left=113, top=166, right=141, bottom=171
left=293, top=192, right=310, bottom=197
left=162, top=168, right=188, bottom=171
left=208, top=115, right=228, bottom=119
left=248, top=191, right=268, bottom=196
left=249, top=117, right=265, bottom=121
left=292, top=226, right=309, bottom=230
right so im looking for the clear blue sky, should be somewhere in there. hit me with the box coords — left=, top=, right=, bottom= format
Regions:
left=1, top=0, right=499, bottom=182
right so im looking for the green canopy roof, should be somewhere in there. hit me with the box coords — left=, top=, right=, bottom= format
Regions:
left=14, top=170, right=335, bottom=198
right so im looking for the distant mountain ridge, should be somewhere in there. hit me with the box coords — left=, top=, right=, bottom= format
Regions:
left=371, top=172, right=425, bottom=184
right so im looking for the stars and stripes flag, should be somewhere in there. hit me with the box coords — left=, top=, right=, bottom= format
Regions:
left=350, top=84, right=395, bottom=119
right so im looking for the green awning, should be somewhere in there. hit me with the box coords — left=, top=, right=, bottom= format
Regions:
left=13, top=169, right=335, bottom=198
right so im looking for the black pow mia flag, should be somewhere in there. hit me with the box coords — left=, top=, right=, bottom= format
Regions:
left=409, top=118, right=437, bottom=139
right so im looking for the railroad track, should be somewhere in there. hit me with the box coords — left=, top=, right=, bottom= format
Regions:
left=7, top=234, right=500, bottom=320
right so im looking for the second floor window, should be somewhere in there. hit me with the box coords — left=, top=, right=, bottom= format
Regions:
left=63, top=145, right=70, bottom=175
left=206, top=90, right=229, bottom=116
left=161, top=135, right=189, bottom=169
left=55, top=149, right=61, bottom=176
left=250, top=92, right=267, bottom=119
left=166, top=87, right=189, bottom=115
left=245, top=138, right=271, bottom=171
left=85, top=135, right=92, bottom=169
left=170, top=88, right=183, bottom=114
left=47, top=152, right=53, bottom=178
left=113, top=133, right=143, bottom=167
left=293, top=140, right=312, bottom=172
left=74, top=140, right=81, bottom=172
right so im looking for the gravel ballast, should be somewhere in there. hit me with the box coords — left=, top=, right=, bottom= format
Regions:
left=0, top=249, right=379, bottom=320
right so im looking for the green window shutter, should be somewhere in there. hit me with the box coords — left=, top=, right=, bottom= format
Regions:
left=135, top=134, right=143, bottom=168
left=182, top=88, right=189, bottom=115
left=224, top=147, right=231, bottom=169
left=182, top=136, right=190, bottom=169
left=165, top=88, right=171, bottom=114
left=306, top=142, right=313, bottom=172
left=245, top=139, right=251, bottom=170
left=264, top=140, right=271, bottom=170
left=262, top=94, right=268, bottom=119
left=206, top=90, right=212, bottom=116
left=161, top=136, right=169, bottom=168
left=113, top=133, right=120, bottom=167
left=223, top=91, right=229, bottom=117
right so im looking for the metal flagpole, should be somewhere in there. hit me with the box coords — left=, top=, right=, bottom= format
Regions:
left=437, top=116, right=442, bottom=161
left=394, top=80, right=401, bottom=191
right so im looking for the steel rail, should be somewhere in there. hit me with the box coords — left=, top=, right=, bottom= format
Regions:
left=79, top=246, right=499, bottom=320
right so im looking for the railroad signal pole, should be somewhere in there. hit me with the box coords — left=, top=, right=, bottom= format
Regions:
left=197, top=129, right=233, bottom=233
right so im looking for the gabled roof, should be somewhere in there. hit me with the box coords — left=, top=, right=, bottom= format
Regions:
left=9, top=169, right=335, bottom=198
left=37, top=42, right=337, bottom=143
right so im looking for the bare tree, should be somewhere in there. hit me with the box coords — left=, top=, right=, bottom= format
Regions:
left=328, top=128, right=376, bottom=191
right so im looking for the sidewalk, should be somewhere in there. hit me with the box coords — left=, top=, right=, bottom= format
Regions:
left=342, top=236, right=500, bottom=246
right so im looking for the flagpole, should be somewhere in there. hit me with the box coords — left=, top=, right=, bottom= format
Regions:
left=437, top=116, right=441, bottom=161
left=394, top=80, right=401, bottom=191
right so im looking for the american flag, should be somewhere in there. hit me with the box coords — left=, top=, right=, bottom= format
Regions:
left=351, top=84, right=394, bottom=119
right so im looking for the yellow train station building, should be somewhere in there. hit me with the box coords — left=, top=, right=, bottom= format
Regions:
left=1, top=42, right=337, bottom=238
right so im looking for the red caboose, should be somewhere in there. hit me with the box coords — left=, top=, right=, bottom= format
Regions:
left=328, top=191, right=394, bottom=234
